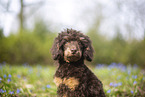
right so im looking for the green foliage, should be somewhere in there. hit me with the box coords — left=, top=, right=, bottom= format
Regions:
left=0, top=29, right=56, bottom=64
left=0, top=63, right=144, bottom=96
left=87, top=30, right=145, bottom=67
left=0, top=20, right=145, bottom=66
left=0, top=28, right=4, bottom=39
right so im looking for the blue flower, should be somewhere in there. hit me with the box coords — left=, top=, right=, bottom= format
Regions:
left=0, top=89, right=6, bottom=93
left=117, top=82, right=122, bottom=86
left=7, top=79, right=11, bottom=82
left=133, top=81, right=137, bottom=85
left=113, top=83, right=118, bottom=87
left=96, top=64, right=105, bottom=69
left=17, top=89, right=20, bottom=94
left=132, top=75, right=137, bottom=79
left=8, top=74, right=11, bottom=78
left=4, top=74, right=7, bottom=78
left=9, top=91, right=14, bottom=94
left=46, top=85, right=51, bottom=88
left=134, top=75, right=137, bottom=79
left=109, top=82, right=113, bottom=86
left=128, top=71, right=131, bottom=75
left=0, top=77, right=2, bottom=80
left=17, top=75, right=21, bottom=78
left=107, top=89, right=111, bottom=93
left=131, top=90, right=134, bottom=94
left=0, top=89, right=4, bottom=93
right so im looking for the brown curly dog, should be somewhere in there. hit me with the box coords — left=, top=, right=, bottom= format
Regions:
left=51, top=29, right=106, bottom=97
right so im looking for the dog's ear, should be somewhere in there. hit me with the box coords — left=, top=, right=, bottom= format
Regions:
left=80, top=37, right=94, bottom=61
left=51, top=38, right=62, bottom=60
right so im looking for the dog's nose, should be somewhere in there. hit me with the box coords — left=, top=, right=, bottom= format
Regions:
left=71, top=49, right=77, bottom=54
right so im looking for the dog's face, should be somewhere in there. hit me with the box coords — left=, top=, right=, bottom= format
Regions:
left=63, top=41, right=82, bottom=62
left=51, top=29, right=94, bottom=62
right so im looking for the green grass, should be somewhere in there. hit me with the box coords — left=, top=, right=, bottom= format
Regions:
left=0, top=63, right=145, bottom=97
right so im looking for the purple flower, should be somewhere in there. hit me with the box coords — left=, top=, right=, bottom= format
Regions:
left=132, top=75, right=137, bottom=79
left=7, top=79, right=11, bottom=82
left=131, top=90, right=134, bottom=94
left=118, top=82, right=122, bottom=86
left=17, top=75, right=21, bottom=78
left=17, top=89, right=20, bottom=94
left=0, top=89, right=6, bottom=93
left=4, top=74, right=7, bottom=78
left=8, top=74, right=11, bottom=78
left=128, top=71, right=131, bottom=75
left=133, top=81, right=137, bottom=85
left=0, top=77, right=2, bottom=80
left=0, top=89, right=4, bottom=93
left=109, top=82, right=113, bottom=86
left=107, top=89, right=111, bottom=93
left=9, top=91, right=14, bottom=94
left=46, top=85, right=51, bottom=88
left=114, top=83, right=118, bottom=87
left=134, top=75, right=137, bottom=79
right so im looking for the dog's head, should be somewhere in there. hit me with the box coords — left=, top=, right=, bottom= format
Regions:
left=51, top=29, right=94, bottom=63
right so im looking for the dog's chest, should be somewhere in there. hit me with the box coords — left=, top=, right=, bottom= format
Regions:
left=54, top=64, right=85, bottom=91
left=55, top=63, right=85, bottom=78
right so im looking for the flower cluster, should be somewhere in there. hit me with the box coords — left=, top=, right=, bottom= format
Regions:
left=109, top=82, right=122, bottom=87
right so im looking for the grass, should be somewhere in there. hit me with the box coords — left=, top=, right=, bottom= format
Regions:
left=0, top=63, right=145, bottom=97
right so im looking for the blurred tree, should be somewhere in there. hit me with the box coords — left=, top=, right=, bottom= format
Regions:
left=0, top=28, right=4, bottom=39
left=19, top=0, right=24, bottom=33
left=18, top=0, right=45, bottom=33
left=0, top=0, right=45, bottom=34
left=33, top=19, right=51, bottom=40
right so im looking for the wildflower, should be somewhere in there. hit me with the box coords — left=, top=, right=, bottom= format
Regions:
left=8, top=74, right=11, bottom=78
left=96, top=64, right=105, bottom=69
left=117, top=82, right=122, bottom=86
left=0, top=89, right=4, bottom=93
left=109, top=82, right=113, bottom=86
left=132, top=75, right=137, bottom=79
left=133, top=64, right=138, bottom=69
left=46, top=85, right=51, bottom=88
left=28, top=68, right=33, bottom=74
left=7, top=79, right=11, bottom=82
left=107, top=89, right=111, bottom=93
left=9, top=91, right=14, bottom=94
left=17, top=89, right=20, bottom=94
left=113, top=83, right=118, bottom=87
left=134, top=75, right=137, bottom=79
left=133, top=81, right=137, bottom=85
left=0, top=77, right=2, bottom=80
left=17, top=75, right=21, bottom=78
left=131, top=90, right=134, bottom=94
left=128, top=71, right=131, bottom=75
left=4, top=74, right=7, bottom=78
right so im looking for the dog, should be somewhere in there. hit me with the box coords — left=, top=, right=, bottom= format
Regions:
left=51, top=29, right=106, bottom=97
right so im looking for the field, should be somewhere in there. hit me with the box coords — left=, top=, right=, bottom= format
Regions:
left=0, top=63, right=145, bottom=97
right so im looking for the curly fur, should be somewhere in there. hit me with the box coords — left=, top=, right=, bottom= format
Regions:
left=51, top=29, right=106, bottom=97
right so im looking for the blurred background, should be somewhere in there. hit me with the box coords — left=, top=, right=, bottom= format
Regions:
left=0, top=0, right=145, bottom=67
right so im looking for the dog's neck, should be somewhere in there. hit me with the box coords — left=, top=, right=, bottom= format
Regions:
left=58, top=58, right=84, bottom=66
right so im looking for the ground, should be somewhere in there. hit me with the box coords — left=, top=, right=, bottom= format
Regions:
left=0, top=63, right=145, bottom=97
